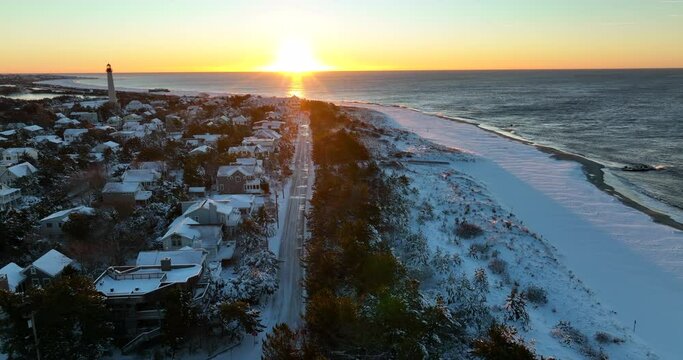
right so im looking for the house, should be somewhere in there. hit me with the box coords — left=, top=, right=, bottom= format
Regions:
left=215, top=160, right=264, bottom=194
left=0, top=129, right=17, bottom=138
left=241, top=137, right=275, bottom=153
left=253, top=128, right=282, bottom=141
left=94, top=255, right=208, bottom=338
left=122, top=169, right=160, bottom=187
left=22, top=125, right=44, bottom=136
left=187, top=187, right=206, bottom=199
left=70, top=111, right=99, bottom=124
left=32, top=135, right=64, bottom=146
left=192, top=134, right=221, bottom=146
left=92, top=140, right=121, bottom=153
left=2, top=147, right=38, bottom=165
left=0, top=162, right=38, bottom=185
left=181, top=198, right=241, bottom=232
left=136, top=249, right=207, bottom=268
left=0, top=263, right=26, bottom=292
left=227, top=145, right=266, bottom=157
left=106, top=116, right=123, bottom=128
left=189, top=145, right=212, bottom=155
left=63, top=128, right=88, bottom=144
left=54, top=117, right=81, bottom=128
left=230, top=115, right=249, bottom=126
left=19, top=249, right=76, bottom=290
left=0, top=185, right=21, bottom=210
left=253, top=120, right=285, bottom=131
left=160, top=217, right=224, bottom=257
left=1, top=148, right=38, bottom=168
left=209, top=194, right=261, bottom=217
left=102, top=182, right=151, bottom=208
left=39, top=206, right=95, bottom=240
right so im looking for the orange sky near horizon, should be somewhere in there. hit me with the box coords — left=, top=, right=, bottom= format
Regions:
left=1, top=0, right=682, bottom=73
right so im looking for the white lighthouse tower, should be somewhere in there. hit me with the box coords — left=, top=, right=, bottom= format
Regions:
left=106, top=63, right=117, bottom=105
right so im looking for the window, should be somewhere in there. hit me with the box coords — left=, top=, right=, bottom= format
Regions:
left=46, top=223, right=53, bottom=228
left=32, top=279, right=40, bottom=287
left=43, top=278, right=51, bottom=286
left=30, top=267, right=36, bottom=275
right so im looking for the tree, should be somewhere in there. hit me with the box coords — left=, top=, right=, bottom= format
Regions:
left=505, top=287, right=529, bottom=326
left=162, top=288, right=199, bottom=358
left=0, top=272, right=113, bottom=360
left=218, top=301, right=264, bottom=338
left=472, top=324, right=537, bottom=360
left=61, top=212, right=97, bottom=241
left=262, top=323, right=306, bottom=360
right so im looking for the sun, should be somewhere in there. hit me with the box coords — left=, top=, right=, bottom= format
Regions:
left=264, top=38, right=330, bottom=74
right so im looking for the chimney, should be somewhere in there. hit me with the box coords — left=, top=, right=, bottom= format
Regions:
left=0, top=274, right=9, bottom=292
left=160, top=257, right=172, bottom=271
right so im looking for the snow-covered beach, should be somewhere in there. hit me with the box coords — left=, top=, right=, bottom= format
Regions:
left=344, top=102, right=683, bottom=359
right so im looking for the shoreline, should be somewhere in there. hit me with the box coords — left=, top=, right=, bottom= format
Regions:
left=342, top=100, right=683, bottom=231
left=39, top=77, right=683, bottom=231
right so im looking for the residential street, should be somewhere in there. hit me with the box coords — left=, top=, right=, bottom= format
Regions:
left=222, top=113, right=312, bottom=359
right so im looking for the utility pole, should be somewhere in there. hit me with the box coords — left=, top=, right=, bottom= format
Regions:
left=28, top=311, right=41, bottom=360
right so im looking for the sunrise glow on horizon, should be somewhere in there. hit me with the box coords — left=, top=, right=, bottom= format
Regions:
left=1, top=0, right=683, bottom=73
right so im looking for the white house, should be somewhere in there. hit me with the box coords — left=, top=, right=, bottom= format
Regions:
left=63, top=128, right=88, bottom=144
left=32, top=135, right=64, bottom=146
left=0, top=162, right=38, bottom=185
left=0, top=185, right=21, bottom=210
left=122, top=169, right=160, bottom=187
left=230, top=115, right=249, bottom=126
left=92, top=141, right=120, bottom=153
left=39, top=206, right=95, bottom=240
left=2, top=147, right=38, bottom=166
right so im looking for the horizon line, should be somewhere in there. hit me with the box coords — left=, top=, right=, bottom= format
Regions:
left=2, top=66, right=683, bottom=75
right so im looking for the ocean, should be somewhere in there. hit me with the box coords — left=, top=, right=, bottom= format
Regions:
left=58, top=70, right=683, bottom=222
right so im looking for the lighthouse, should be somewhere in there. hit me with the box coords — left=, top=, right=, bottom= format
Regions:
left=106, top=63, right=117, bottom=105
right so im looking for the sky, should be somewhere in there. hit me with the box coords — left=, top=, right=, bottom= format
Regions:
left=0, top=0, right=682, bottom=73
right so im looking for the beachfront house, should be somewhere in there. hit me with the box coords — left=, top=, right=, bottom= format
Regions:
left=0, top=249, right=77, bottom=292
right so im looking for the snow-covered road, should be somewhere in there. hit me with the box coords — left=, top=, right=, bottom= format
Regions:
left=222, top=114, right=313, bottom=359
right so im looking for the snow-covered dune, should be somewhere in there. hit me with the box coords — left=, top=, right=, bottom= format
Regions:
left=344, top=102, right=683, bottom=360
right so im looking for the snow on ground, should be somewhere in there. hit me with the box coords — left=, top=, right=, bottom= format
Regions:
left=346, top=104, right=682, bottom=359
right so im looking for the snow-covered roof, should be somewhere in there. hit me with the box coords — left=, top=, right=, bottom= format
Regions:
left=216, top=164, right=257, bottom=177
left=0, top=187, right=20, bottom=197
left=135, top=190, right=153, bottom=201
left=40, top=205, right=95, bottom=222
left=29, top=249, right=74, bottom=277
left=32, top=135, right=63, bottom=144
left=183, top=198, right=236, bottom=218
left=210, top=194, right=256, bottom=210
left=193, top=134, right=221, bottom=142
left=163, top=217, right=201, bottom=240
left=190, top=145, right=212, bottom=154
left=23, top=125, right=43, bottom=132
left=122, top=169, right=160, bottom=183
left=3, top=147, right=36, bottom=156
left=103, top=181, right=141, bottom=193
left=6, top=162, right=38, bottom=178
left=63, top=128, right=88, bottom=136
left=95, top=264, right=202, bottom=297
left=188, top=186, right=206, bottom=193
left=136, top=249, right=206, bottom=267
left=0, top=130, right=16, bottom=136
left=0, top=262, right=25, bottom=292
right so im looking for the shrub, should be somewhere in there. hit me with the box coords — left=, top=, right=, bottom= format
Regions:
left=472, top=323, right=537, bottom=360
left=595, top=331, right=624, bottom=344
left=524, top=285, right=548, bottom=305
left=469, top=243, right=491, bottom=259
left=457, top=221, right=483, bottom=239
left=488, top=258, right=508, bottom=275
